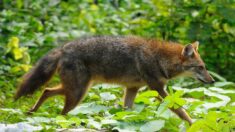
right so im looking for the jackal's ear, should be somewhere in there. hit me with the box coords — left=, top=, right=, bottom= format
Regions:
left=182, top=44, right=194, bottom=58
left=192, top=41, right=199, bottom=51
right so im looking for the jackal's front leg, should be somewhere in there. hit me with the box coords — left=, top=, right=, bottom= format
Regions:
left=123, top=87, right=139, bottom=108
left=148, top=80, right=193, bottom=125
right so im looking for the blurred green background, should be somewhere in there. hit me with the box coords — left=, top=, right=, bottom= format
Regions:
left=0, top=0, right=235, bottom=81
left=0, top=1, right=235, bottom=131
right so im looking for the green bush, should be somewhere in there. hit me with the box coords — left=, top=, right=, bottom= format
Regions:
left=1, top=0, right=234, bottom=81
left=0, top=1, right=235, bottom=131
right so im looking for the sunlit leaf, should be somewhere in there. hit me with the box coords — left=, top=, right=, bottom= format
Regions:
left=140, top=120, right=165, bottom=132
left=100, top=92, right=116, bottom=101
left=12, top=48, right=23, bottom=60
left=69, top=103, right=108, bottom=115
left=209, top=71, right=227, bottom=82
left=138, top=90, right=159, bottom=97
left=7, top=37, right=19, bottom=49
left=68, top=117, right=81, bottom=126
left=101, top=119, right=118, bottom=125
left=55, top=116, right=70, bottom=128
left=87, top=119, right=101, bottom=129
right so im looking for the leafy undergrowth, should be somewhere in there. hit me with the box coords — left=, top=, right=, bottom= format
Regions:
left=0, top=36, right=234, bottom=132
left=0, top=74, right=235, bottom=132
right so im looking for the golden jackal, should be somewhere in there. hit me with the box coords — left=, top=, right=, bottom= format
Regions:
left=15, top=36, right=215, bottom=125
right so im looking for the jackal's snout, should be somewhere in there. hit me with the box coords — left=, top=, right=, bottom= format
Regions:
left=196, top=69, right=215, bottom=84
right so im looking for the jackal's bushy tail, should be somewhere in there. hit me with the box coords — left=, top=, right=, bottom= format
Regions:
left=15, top=48, right=62, bottom=100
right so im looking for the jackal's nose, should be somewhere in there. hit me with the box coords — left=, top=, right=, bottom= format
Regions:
left=210, top=78, right=215, bottom=84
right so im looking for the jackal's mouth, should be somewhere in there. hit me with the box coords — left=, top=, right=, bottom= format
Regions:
left=197, top=76, right=215, bottom=84
left=197, top=77, right=208, bottom=84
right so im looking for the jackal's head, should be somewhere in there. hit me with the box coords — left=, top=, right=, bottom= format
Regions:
left=180, top=41, right=215, bottom=84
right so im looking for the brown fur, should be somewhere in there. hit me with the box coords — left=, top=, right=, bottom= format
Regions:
left=15, top=48, right=62, bottom=100
left=15, top=36, right=215, bottom=125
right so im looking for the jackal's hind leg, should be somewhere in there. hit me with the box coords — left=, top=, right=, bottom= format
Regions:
left=124, top=87, right=139, bottom=108
left=59, top=60, right=91, bottom=115
left=28, top=85, right=64, bottom=114
left=61, top=85, right=90, bottom=115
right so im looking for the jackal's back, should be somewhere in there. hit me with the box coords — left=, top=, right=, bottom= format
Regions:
left=60, top=36, right=151, bottom=85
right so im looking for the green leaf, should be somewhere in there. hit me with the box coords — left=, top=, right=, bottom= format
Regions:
left=69, top=102, right=108, bottom=115
left=20, top=64, right=31, bottom=72
left=55, top=116, right=70, bottom=128
left=213, top=82, right=235, bottom=87
left=135, top=96, right=151, bottom=104
left=115, top=111, right=136, bottom=120
left=12, top=48, right=23, bottom=60
left=156, top=102, right=171, bottom=119
left=209, top=71, right=227, bottom=82
left=113, top=121, right=143, bottom=132
left=164, top=90, right=186, bottom=109
left=135, top=90, right=159, bottom=104
left=68, top=117, right=81, bottom=126
left=16, top=0, right=23, bottom=9
left=174, top=91, right=184, bottom=97
left=100, top=92, right=116, bottom=101
left=21, top=47, right=31, bottom=64
left=140, top=120, right=165, bottom=132
left=101, top=119, right=118, bottom=125
left=138, top=90, right=159, bottom=97
left=7, top=37, right=19, bottom=49
left=27, top=117, right=52, bottom=124
left=175, top=98, right=186, bottom=107
left=87, top=119, right=102, bottom=129
left=133, top=103, right=145, bottom=113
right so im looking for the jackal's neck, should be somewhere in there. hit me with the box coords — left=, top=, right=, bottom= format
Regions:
left=154, top=42, right=185, bottom=79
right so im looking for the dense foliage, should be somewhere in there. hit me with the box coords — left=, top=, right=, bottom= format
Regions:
left=0, top=0, right=234, bottom=131
left=0, top=0, right=234, bottom=81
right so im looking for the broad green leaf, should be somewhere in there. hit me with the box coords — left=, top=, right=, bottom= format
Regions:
left=69, top=103, right=108, bottom=115
left=27, top=117, right=52, bottom=124
left=55, top=116, right=70, bottom=128
left=135, top=96, right=151, bottom=104
left=140, top=120, right=165, bottom=132
left=174, top=98, right=186, bottom=107
left=187, top=91, right=205, bottom=98
left=101, top=119, right=118, bottom=125
left=68, top=117, right=81, bottom=126
left=138, top=90, right=159, bottom=97
left=115, top=111, right=136, bottom=119
left=156, top=102, right=171, bottom=119
left=113, top=121, right=143, bottom=132
left=209, top=71, right=227, bottom=82
left=100, top=92, right=116, bottom=101
left=135, top=90, right=158, bottom=104
left=133, top=103, right=145, bottom=113
left=174, top=91, right=184, bottom=97
left=0, top=108, right=23, bottom=114
left=213, top=82, right=235, bottom=87
left=209, top=87, right=235, bottom=94
left=164, top=90, right=186, bottom=109
left=87, top=119, right=102, bottom=129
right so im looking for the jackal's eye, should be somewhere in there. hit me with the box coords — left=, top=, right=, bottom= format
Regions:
left=197, top=66, right=204, bottom=70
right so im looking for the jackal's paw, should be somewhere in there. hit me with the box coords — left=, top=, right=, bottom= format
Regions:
left=26, top=109, right=35, bottom=115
